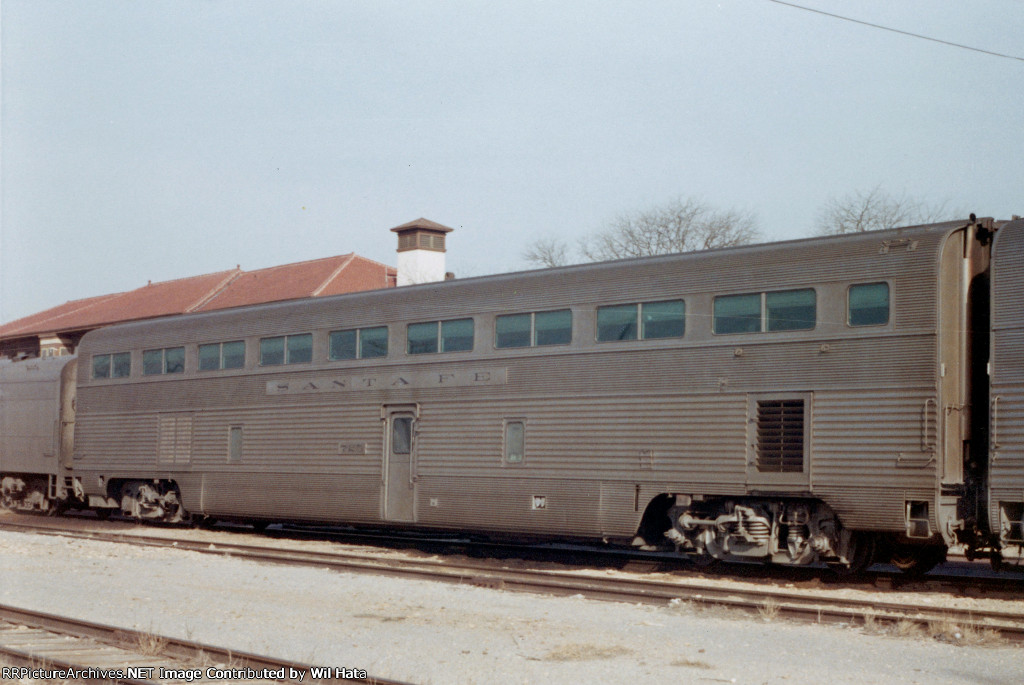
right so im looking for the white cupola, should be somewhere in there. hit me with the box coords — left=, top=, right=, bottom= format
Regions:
left=390, top=218, right=454, bottom=286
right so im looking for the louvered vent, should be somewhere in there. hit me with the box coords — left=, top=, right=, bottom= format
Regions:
left=756, top=399, right=804, bottom=473
left=158, top=414, right=193, bottom=464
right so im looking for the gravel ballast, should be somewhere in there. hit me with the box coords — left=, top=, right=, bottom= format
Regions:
left=0, top=529, right=1020, bottom=684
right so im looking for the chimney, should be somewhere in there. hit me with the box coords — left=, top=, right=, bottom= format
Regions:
left=390, top=218, right=454, bottom=286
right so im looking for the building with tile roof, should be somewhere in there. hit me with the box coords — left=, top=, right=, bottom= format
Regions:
left=0, top=218, right=455, bottom=360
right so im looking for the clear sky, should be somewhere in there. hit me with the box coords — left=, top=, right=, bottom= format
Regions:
left=1, top=0, right=1021, bottom=324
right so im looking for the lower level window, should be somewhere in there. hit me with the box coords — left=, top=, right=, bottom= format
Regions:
left=504, top=420, right=525, bottom=464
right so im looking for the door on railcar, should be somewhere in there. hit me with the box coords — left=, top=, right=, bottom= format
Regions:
left=383, top=406, right=418, bottom=523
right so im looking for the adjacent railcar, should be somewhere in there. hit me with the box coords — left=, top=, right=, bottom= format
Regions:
left=990, top=220, right=1024, bottom=560
left=64, top=217, right=1012, bottom=570
left=0, top=356, right=77, bottom=512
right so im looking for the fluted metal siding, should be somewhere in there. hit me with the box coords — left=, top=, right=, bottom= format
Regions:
left=0, top=357, right=70, bottom=475
left=72, top=222, right=963, bottom=537
left=990, top=220, right=1024, bottom=529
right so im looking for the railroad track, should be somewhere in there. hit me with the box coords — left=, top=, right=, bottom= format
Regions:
left=0, top=604, right=410, bottom=684
left=3, top=516, right=1024, bottom=644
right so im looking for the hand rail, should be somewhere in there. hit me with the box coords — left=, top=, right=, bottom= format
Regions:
left=922, top=397, right=937, bottom=451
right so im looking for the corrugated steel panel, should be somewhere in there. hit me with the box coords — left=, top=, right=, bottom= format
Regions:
left=0, top=357, right=73, bottom=475
left=989, top=221, right=1024, bottom=531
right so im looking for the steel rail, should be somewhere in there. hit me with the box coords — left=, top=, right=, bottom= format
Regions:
left=3, top=518, right=1024, bottom=643
left=0, top=603, right=411, bottom=685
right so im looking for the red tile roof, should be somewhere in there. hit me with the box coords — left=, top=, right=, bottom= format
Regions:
left=0, top=254, right=397, bottom=341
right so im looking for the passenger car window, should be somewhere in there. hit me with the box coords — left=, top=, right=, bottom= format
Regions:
left=111, top=352, right=131, bottom=378
left=597, top=304, right=638, bottom=341
left=330, top=327, right=388, bottom=360
left=714, top=294, right=761, bottom=334
left=641, top=300, right=685, bottom=339
left=599, top=301, right=684, bottom=342
left=496, top=310, right=572, bottom=349
left=143, top=347, right=185, bottom=375
left=849, top=283, right=889, bottom=326
left=766, top=289, right=816, bottom=332
left=200, top=341, right=246, bottom=371
left=92, top=355, right=112, bottom=379
left=715, top=290, right=816, bottom=334
left=408, top=319, right=474, bottom=354
left=495, top=313, right=532, bottom=348
left=260, top=335, right=311, bottom=365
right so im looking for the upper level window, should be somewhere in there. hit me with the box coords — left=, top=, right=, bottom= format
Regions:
left=143, top=347, right=185, bottom=375
left=329, top=326, right=388, bottom=360
left=848, top=283, right=890, bottom=327
left=496, top=310, right=572, bottom=348
left=714, top=289, right=816, bottom=334
left=259, top=334, right=312, bottom=366
left=92, top=352, right=131, bottom=379
left=407, top=318, right=474, bottom=355
left=597, top=300, right=685, bottom=342
left=199, top=340, right=246, bottom=371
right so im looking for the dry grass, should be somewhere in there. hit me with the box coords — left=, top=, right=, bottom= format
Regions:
left=133, top=631, right=169, bottom=657
left=893, top=618, right=924, bottom=639
left=957, top=622, right=1006, bottom=647
left=860, top=612, right=887, bottom=635
left=542, top=644, right=633, bottom=661
left=758, top=597, right=780, bottom=622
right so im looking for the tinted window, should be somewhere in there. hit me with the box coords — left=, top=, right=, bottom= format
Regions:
left=286, top=334, right=312, bottom=364
left=201, top=341, right=246, bottom=370
left=222, top=341, right=246, bottom=369
left=360, top=326, right=388, bottom=358
left=329, top=330, right=358, bottom=360
left=407, top=322, right=438, bottom=354
left=849, top=283, right=889, bottom=326
left=330, top=327, right=388, bottom=360
left=143, top=349, right=164, bottom=375
left=111, top=352, right=131, bottom=378
left=766, top=289, right=816, bottom=332
left=535, top=310, right=572, bottom=346
left=641, top=300, right=685, bottom=339
left=198, top=343, right=221, bottom=371
left=496, top=313, right=532, bottom=348
left=714, top=294, right=761, bottom=334
left=260, top=337, right=285, bottom=365
left=392, top=417, right=413, bottom=454
left=441, top=318, right=474, bottom=352
left=164, top=347, right=185, bottom=373
left=92, top=355, right=111, bottom=379
left=597, top=304, right=638, bottom=341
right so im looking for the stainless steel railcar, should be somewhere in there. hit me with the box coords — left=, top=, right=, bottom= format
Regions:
left=3, top=217, right=1022, bottom=571
left=0, top=356, right=77, bottom=511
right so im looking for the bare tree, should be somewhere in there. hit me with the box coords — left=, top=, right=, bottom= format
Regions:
left=815, top=186, right=953, bottom=235
left=522, top=236, right=570, bottom=268
left=522, top=197, right=759, bottom=267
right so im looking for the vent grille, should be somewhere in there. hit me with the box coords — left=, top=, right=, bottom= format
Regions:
left=158, top=414, right=193, bottom=464
left=756, top=399, right=804, bottom=473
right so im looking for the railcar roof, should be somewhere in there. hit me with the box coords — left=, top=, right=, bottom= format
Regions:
left=80, top=218, right=978, bottom=345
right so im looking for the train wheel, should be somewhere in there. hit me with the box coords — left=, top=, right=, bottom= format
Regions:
left=890, top=544, right=946, bottom=576
left=827, top=533, right=875, bottom=576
